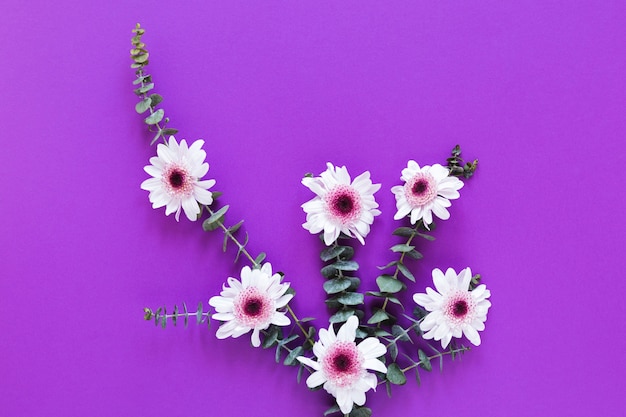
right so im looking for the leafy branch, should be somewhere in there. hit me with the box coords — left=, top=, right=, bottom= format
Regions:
left=143, top=302, right=210, bottom=328
left=447, top=144, right=478, bottom=178
left=319, top=238, right=369, bottom=337
left=131, top=23, right=178, bottom=145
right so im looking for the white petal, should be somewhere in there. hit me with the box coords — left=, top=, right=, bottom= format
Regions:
left=363, top=358, right=387, bottom=374
left=432, top=269, right=450, bottom=294
left=251, top=328, right=261, bottom=347
left=297, top=356, right=320, bottom=370
left=431, top=201, right=450, bottom=220
left=337, top=316, right=358, bottom=342
left=270, top=312, right=291, bottom=326
left=182, top=197, right=200, bottom=221
left=463, top=324, right=482, bottom=346
left=357, top=337, right=386, bottom=359
left=305, top=370, right=326, bottom=388
left=336, top=388, right=354, bottom=414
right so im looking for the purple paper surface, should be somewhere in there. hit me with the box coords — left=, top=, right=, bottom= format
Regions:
left=1, top=1, right=625, bottom=416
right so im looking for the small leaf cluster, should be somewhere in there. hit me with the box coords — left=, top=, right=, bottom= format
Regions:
left=367, top=220, right=434, bottom=326
left=447, top=144, right=478, bottom=178
left=143, top=301, right=210, bottom=329
left=320, top=239, right=365, bottom=331
left=131, top=23, right=178, bottom=145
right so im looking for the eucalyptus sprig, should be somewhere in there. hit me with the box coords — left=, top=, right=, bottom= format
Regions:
left=320, top=237, right=365, bottom=332
left=131, top=23, right=178, bottom=145
left=447, top=144, right=478, bottom=178
left=143, top=302, right=210, bottom=329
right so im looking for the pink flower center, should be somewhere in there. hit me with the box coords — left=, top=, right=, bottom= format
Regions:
left=322, top=341, right=364, bottom=388
left=233, top=287, right=273, bottom=328
left=325, top=185, right=362, bottom=224
left=163, top=164, right=194, bottom=197
left=444, top=291, right=475, bottom=325
left=405, top=173, right=437, bottom=207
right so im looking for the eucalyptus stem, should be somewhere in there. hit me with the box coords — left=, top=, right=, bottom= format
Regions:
left=379, top=231, right=417, bottom=317
left=401, top=345, right=471, bottom=374
left=206, top=206, right=260, bottom=267
left=286, top=304, right=316, bottom=348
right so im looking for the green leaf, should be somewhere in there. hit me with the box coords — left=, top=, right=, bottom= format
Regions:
left=161, top=128, right=178, bottom=137
left=134, top=52, right=149, bottom=63
left=202, top=205, right=229, bottom=231
left=393, top=227, right=415, bottom=238
left=149, top=93, right=163, bottom=106
left=346, top=277, right=361, bottom=291
left=392, top=325, right=410, bottom=342
left=376, top=275, right=405, bottom=293
left=254, top=252, right=267, bottom=265
left=275, top=344, right=283, bottom=363
left=416, top=231, right=436, bottom=241
left=406, top=249, right=423, bottom=260
left=134, top=83, right=154, bottom=94
left=172, top=304, right=178, bottom=326
left=154, top=307, right=161, bottom=326
left=150, top=130, right=162, bottom=145
left=367, top=309, right=390, bottom=324
left=329, top=309, right=354, bottom=323
left=397, top=263, right=415, bottom=282
left=144, top=109, right=164, bottom=125
left=333, top=260, right=359, bottom=271
left=388, top=342, right=398, bottom=361
left=323, top=278, right=352, bottom=294
left=227, top=220, right=244, bottom=234
left=323, top=405, right=341, bottom=416
left=391, top=244, right=415, bottom=253
left=281, top=334, right=299, bottom=345
left=378, top=260, right=398, bottom=270
left=196, top=302, right=203, bottom=324
left=337, top=292, right=364, bottom=305
left=349, top=406, right=372, bottom=417
left=373, top=329, right=392, bottom=338
left=284, top=346, right=303, bottom=366
left=262, top=326, right=279, bottom=349
left=320, top=246, right=346, bottom=262
left=386, top=363, right=407, bottom=385
left=418, top=349, right=432, bottom=371
left=321, top=265, right=338, bottom=278
left=135, top=97, right=152, bottom=114
left=386, top=296, right=404, bottom=307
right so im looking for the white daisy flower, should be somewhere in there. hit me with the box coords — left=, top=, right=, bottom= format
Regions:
left=302, top=163, right=381, bottom=246
left=140, top=136, right=216, bottom=221
left=208, top=263, right=293, bottom=348
left=413, top=267, right=491, bottom=349
left=391, top=161, right=463, bottom=229
left=297, top=316, right=387, bottom=415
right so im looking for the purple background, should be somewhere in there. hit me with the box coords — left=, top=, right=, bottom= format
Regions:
left=1, top=1, right=625, bottom=416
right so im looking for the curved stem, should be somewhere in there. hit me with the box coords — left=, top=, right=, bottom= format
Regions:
left=286, top=304, right=316, bottom=347
left=401, top=346, right=471, bottom=374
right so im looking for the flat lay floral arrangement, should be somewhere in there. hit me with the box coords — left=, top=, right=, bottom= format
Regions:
left=131, top=23, right=491, bottom=417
